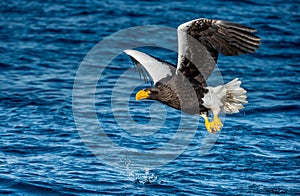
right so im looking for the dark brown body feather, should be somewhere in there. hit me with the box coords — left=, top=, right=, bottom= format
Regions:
left=151, top=74, right=209, bottom=115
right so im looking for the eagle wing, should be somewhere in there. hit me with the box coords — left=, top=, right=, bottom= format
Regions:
left=177, top=18, right=261, bottom=86
left=124, top=49, right=176, bottom=84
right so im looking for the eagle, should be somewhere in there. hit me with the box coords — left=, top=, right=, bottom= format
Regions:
left=124, top=18, right=261, bottom=133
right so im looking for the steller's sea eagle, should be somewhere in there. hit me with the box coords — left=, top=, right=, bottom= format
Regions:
left=124, top=18, right=261, bottom=133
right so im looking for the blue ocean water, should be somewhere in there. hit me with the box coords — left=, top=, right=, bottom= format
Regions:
left=1, top=0, right=299, bottom=195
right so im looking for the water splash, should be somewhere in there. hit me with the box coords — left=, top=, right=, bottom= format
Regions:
left=124, top=161, right=162, bottom=185
left=133, top=168, right=160, bottom=185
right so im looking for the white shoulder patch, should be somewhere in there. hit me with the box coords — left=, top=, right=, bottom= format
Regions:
left=124, top=49, right=174, bottom=84
left=176, top=18, right=205, bottom=71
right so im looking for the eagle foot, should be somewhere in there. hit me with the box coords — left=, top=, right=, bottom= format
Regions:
left=203, top=114, right=223, bottom=133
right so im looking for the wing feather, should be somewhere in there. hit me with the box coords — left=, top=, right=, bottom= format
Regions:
left=177, top=18, right=261, bottom=86
left=124, top=49, right=176, bottom=84
left=218, top=20, right=257, bottom=32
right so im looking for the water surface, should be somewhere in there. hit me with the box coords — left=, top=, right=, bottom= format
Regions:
left=1, top=0, right=299, bottom=195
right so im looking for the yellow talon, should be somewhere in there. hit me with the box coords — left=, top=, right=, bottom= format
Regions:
left=203, top=114, right=223, bottom=133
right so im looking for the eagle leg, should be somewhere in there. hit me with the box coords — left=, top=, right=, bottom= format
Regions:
left=202, top=114, right=223, bottom=133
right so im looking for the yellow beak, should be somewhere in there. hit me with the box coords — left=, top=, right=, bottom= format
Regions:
left=136, top=89, right=150, bottom=100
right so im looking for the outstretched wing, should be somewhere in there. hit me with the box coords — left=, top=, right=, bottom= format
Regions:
left=124, top=49, right=176, bottom=84
left=177, top=18, right=261, bottom=86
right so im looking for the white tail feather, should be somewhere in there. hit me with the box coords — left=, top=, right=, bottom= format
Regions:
left=203, top=78, right=248, bottom=114
left=223, top=78, right=247, bottom=114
